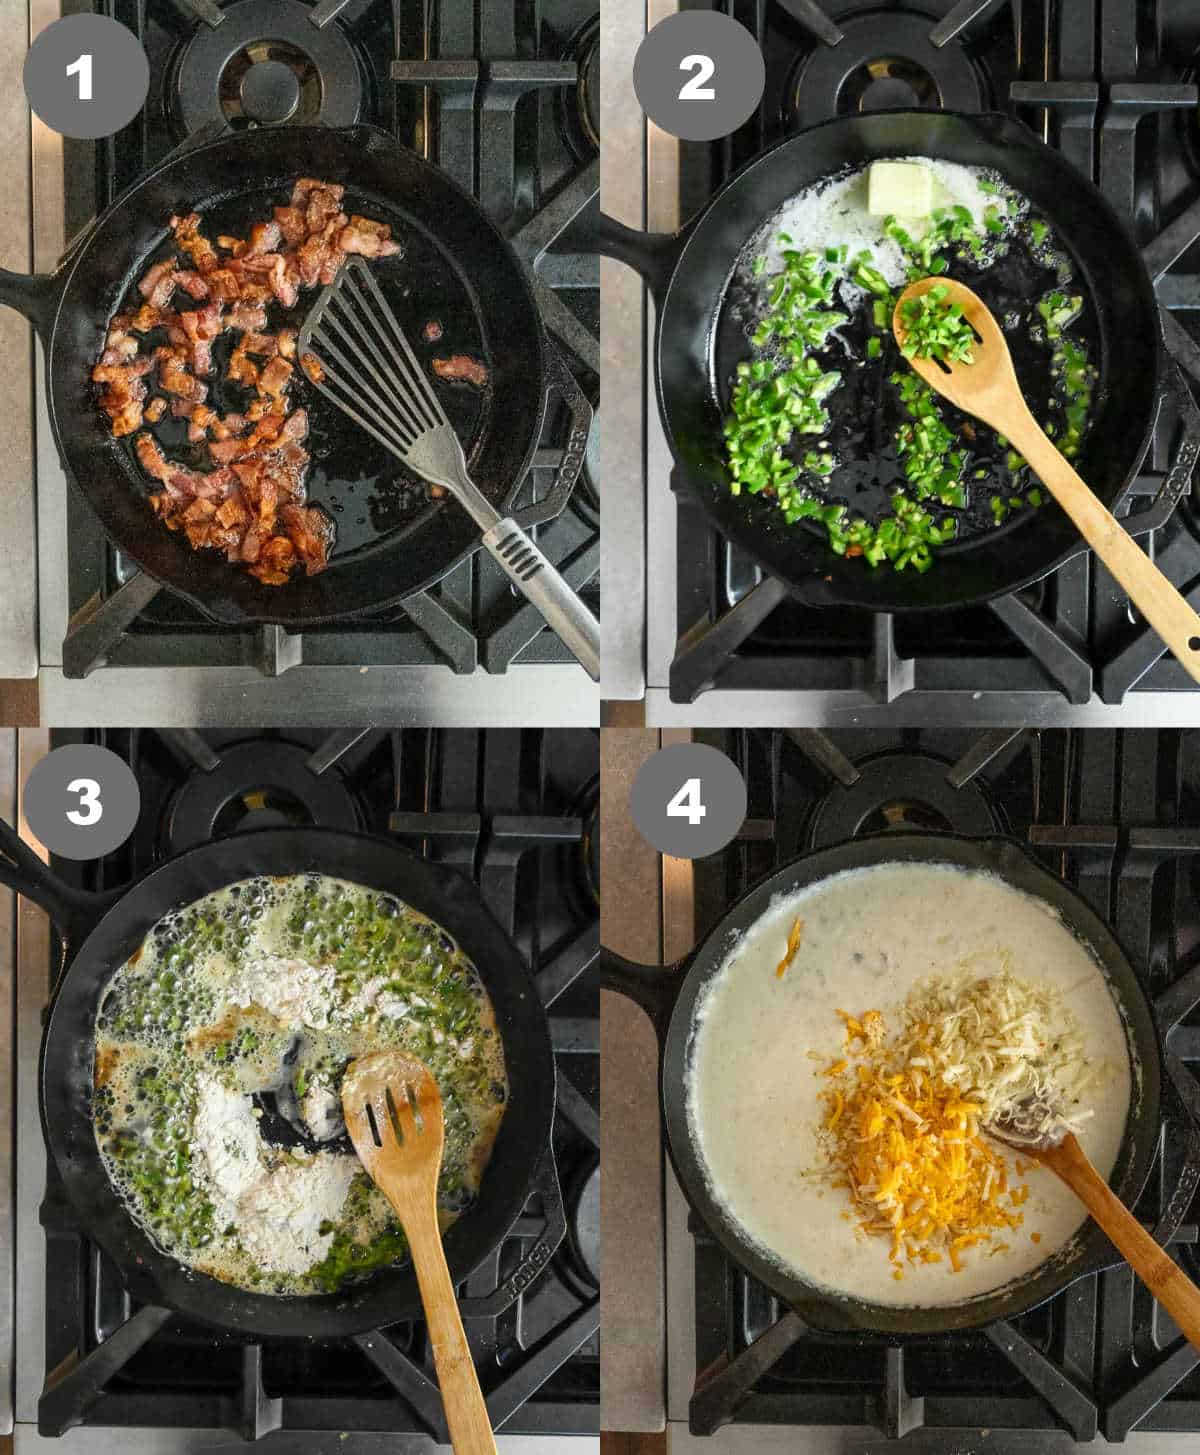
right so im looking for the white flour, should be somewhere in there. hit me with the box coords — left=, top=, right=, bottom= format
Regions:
left=192, top=1073, right=262, bottom=1216
left=191, top=1070, right=356, bottom=1275
left=236, top=1155, right=359, bottom=1276
left=224, top=954, right=336, bottom=1030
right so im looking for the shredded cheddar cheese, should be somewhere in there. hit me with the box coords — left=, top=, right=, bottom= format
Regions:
left=816, top=971, right=1100, bottom=1276
left=776, top=917, right=804, bottom=978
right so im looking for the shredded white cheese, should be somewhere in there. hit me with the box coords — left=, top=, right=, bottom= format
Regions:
left=898, top=969, right=1100, bottom=1141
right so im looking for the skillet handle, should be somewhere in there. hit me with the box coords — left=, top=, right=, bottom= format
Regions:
left=457, top=1143, right=568, bottom=1317
left=597, top=212, right=681, bottom=307
left=0, top=268, right=57, bottom=339
left=601, top=946, right=689, bottom=1043
left=0, top=817, right=119, bottom=950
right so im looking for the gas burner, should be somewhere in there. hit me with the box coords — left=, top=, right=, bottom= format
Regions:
left=168, top=0, right=365, bottom=136
left=786, top=15, right=988, bottom=130
left=572, top=776, right=600, bottom=908
left=557, top=15, right=600, bottom=159
left=559, top=1154, right=600, bottom=1296
left=806, top=753, right=1001, bottom=848
left=164, top=740, right=361, bottom=852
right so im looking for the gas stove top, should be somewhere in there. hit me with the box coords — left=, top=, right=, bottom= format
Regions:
left=664, top=728, right=1200, bottom=1447
left=12, top=727, right=599, bottom=1449
left=613, top=0, right=1200, bottom=725
left=15, top=0, right=599, bottom=726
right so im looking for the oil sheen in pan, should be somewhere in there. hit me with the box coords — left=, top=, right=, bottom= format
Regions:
left=711, top=165, right=1104, bottom=552
left=111, top=186, right=492, bottom=562
left=685, top=862, right=1134, bottom=1308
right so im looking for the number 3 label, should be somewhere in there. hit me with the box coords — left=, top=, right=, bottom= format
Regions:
left=678, top=53, right=715, bottom=101
left=66, top=777, right=103, bottom=827
left=667, top=777, right=707, bottom=826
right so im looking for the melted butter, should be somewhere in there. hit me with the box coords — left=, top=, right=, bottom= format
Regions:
left=93, top=873, right=507, bottom=1295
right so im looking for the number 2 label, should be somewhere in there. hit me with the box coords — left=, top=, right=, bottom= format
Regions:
left=667, top=777, right=707, bottom=827
left=678, top=53, right=715, bottom=101
left=65, top=777, right=103, bottom=827
left=66, top=52, right=92, bottom=101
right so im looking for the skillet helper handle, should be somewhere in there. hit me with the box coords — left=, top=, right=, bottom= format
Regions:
left=1008, top=412, right=1200, bottom=686
left=597, top=213, right=681, bottom=306
left=601, top=947, right=689, bottom=1042
left=0, top=267, right=57, bottom=339
left=480, top=517, right=600, bottom=680
left=404, top=1200, right=497, bottom=1455
left=1047, top=1134, right=1200, bottom=1355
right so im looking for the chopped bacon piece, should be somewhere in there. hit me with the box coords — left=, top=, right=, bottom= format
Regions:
left=170, top=213, right=218, bottom=274
left=339, top=223, right=401, bottom=259
left=129, top=302, right=173, bottom=334
left=154, top=346, right=208, bottom=403
left=227, top=300, right=267, bottom=332
left=276, top=328, right=297, bottom=359
left=179, top=302, right=223, bottom=375
left=236, top=280, right=273, bottom=304
left=210, top=412, right=249, bottom=442
left=135, top=432, right=174, bottom=482
left=99, top=388, right=145, bottom=437
left=143, top=396, right=167, bottom=423
left=305, top=185, right=345, bottom=236
left=280, top=503, right=334, bottom=575
left=269, top=253, right=299, bottom=308
left=240, top=332, right=278, bottom=358
left=217, top=235, right=247, bottom=257
left=259, top=356, right=293, bottom=398
left=299, top=351, right=324, bottom=383
left=172, top=270, right=209, bottom=300
left=138, top=258, right=177, bottom=308
left=227, top=337, right=260, bottom=389
left=248, top=534, right=297, bottom=585
left=279, top=408, right=308, bottom=442
left=273, top=206, right=307, bottom=248
left=101, top=322, right=139, bottom=363
left=91, top=356, right=153, bottom=386
left=432, top=354, right=489, bottom=389
left=423, top=320, right=443, bottom=343
left=247, top=220, right=282, bottom=255
left=205, top=269, right=242, bottom=302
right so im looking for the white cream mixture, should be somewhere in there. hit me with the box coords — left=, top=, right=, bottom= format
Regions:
left=686, top=862, right=1134, bottom=1307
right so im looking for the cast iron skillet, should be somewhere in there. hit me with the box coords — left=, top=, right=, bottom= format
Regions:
left=0, top=819, right=559, bottom=1338
left=598, top=111, right=1165, bottom=613
left=0, top=123, right=590, bottom=626
left=603, top=831, right=1165, bottom=1335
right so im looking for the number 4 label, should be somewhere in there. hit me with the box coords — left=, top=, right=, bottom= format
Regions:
left=667, top=777, right=707, bottom=827
left=678, top=53, right=715, bottom=101
left=66, top=53, right=92, bottom=101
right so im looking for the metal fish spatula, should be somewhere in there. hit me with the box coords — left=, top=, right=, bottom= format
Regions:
left=299, top=257, right=600, bottom=680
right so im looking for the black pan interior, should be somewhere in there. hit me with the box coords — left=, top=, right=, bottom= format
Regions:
left=658, top=832, right=1162, bottom=1335
left=656, top=111, right=1162, bottom=611
left=39, top=827, right=556, bottom=1338
left=47, top=125, right=547, bottom=626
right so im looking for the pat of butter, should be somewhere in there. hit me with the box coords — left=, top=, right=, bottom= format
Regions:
left=867, top=161, right=932, bottom=218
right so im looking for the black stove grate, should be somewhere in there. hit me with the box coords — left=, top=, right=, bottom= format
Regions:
left=35, top=728, right=599, bottom=1441
left=665, top=0, right=1200, bottom=709
left=684, top=727, right=1200, bottom=1441
left=58, top=0, right=598, bottom=680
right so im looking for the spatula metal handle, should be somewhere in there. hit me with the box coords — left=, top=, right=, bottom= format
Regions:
left=481, top=517, right=601, bottom=680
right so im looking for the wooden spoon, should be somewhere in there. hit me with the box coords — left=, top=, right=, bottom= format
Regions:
left=342, top=1051, right=496, bottom=1455
left=894, top=277, right=1200, bottom=687
left=987, top=1100, right=1200, bottom=1353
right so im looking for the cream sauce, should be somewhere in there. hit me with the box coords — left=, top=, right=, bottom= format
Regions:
left=686, top=863, right=1133, bottom=1307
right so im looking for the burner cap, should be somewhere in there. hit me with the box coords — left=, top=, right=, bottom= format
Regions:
left=165, top=740, right=361, bottom=852
left=787, top=15, right=986, bottom=130
left=171, top=0, right=364, bottom=136
left=562, top=1155, right=599, bottom=1292
left=807, top=753, right=1000, bottom=848
left=558, top=16, right=600, bottom=160
left=240, top=58, right=302, bottom=124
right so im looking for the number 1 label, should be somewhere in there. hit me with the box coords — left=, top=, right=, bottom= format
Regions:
left=66, top=52, right=92, bottom=101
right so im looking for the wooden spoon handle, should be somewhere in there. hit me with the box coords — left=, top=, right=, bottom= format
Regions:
left=1005, top=414, right=1200, bottom=686
left=404, top=1202, right=497, bottom=1455
left=1047, top=1135, right=1200, bottom=1353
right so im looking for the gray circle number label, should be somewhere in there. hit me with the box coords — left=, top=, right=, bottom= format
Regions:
left=632, top=13, right=765, bottom=143
left=24, top=745, right=141, bottom=860
left=24, top=15, right=150, bottom=141
left=631, top=743, right=747, bottom=859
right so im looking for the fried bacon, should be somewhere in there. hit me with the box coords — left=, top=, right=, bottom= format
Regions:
left=100, top=180, right=405, bottom=582
left=432, top=354, right=489, bottom=389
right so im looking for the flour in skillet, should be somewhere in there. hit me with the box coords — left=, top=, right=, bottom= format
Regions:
left=93, top=872, right=507, bottom=1295
left=686, top=862, right=1133, bottom=1307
